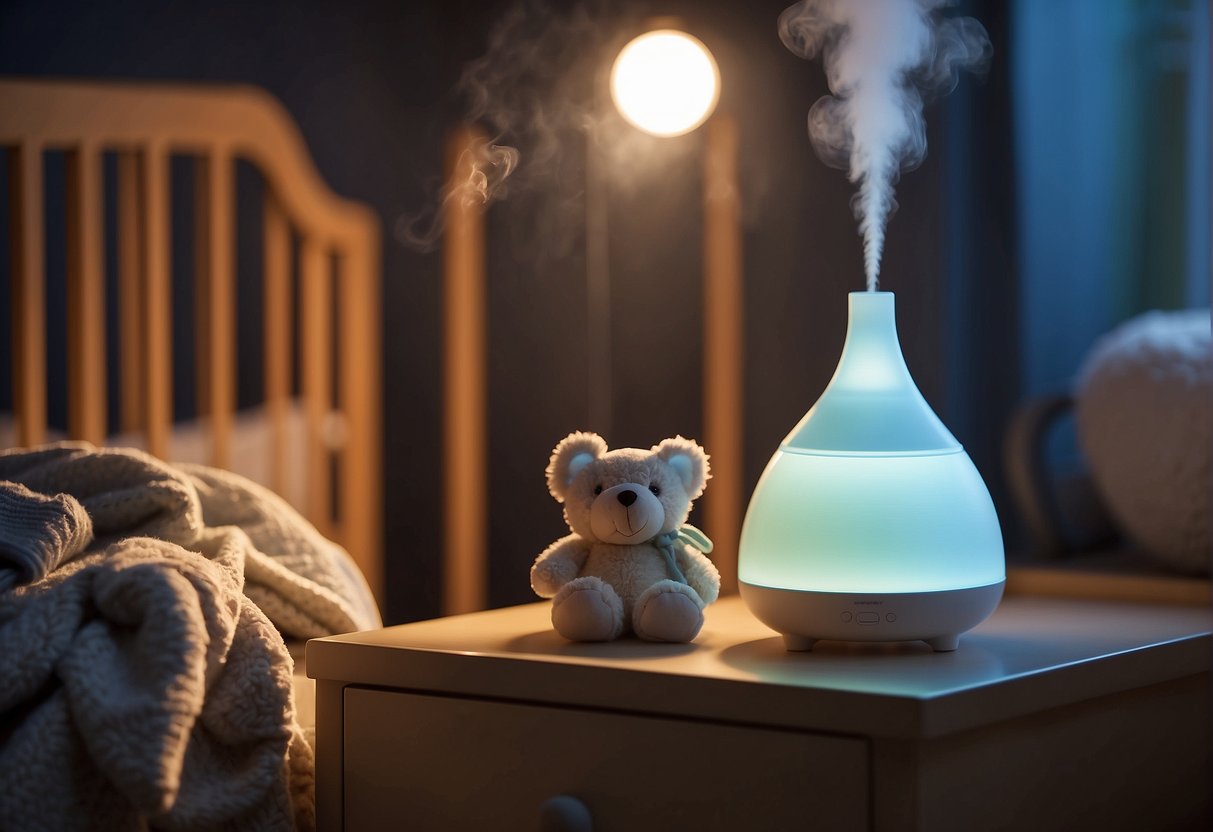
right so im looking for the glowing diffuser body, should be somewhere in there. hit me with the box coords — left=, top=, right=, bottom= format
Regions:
left=738, top=292, right=1005, bottom=651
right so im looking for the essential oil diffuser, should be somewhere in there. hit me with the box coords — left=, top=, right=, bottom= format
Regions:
left=738, top=291, right=1005, bottom=652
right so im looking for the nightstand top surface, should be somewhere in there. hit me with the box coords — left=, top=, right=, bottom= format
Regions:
left=308, top=594, right=1211, bottom=738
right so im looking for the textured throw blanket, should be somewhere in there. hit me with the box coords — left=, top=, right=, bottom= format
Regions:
left=0, top=443, right=381, bottom=830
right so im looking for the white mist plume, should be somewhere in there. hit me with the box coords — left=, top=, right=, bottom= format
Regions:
left=779, top=0, right=990, bottom=290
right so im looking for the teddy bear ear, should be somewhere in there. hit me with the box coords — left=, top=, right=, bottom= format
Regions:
left=546, top=431, right=608, bottom=502
left=653, top=436, right=710, bottom=499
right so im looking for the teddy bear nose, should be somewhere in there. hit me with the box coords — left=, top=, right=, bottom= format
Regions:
left=617, top=489, right=637, bottom=507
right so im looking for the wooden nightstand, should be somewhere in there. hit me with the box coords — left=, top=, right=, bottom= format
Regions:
left=308, top=594, right=1211, bottom=831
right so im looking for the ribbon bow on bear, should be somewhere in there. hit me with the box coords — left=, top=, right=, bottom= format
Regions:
left=649, top=524, right=714, bottom=586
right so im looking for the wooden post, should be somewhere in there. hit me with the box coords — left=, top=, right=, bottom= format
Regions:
left=9, top=144, right=46, bottom=447
left=584, top=124, right=612, bottom=438
left=301, top=236, right=333, bottom=538
left=703, top=114, right=744, bottom=594
left=195, top=150, right=235, bottom=469
left=141, top=146, right=172, bottom=459
left=442, top=125, right=489, bottom=615
left=338, top=235, right=384, bottom=605
left=66, top=144, right=107, bottom=444
left=117, top=151, right=145, bottom=433
left=263, top=193, right=292, bottom=500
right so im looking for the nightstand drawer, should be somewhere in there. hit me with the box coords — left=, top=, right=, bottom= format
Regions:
left=343, top=687, right=869, bottom=831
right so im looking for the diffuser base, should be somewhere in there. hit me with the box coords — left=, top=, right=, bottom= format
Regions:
left=739, top=580, right=1005, bottom=652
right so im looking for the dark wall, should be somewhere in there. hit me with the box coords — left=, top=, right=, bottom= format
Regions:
left=0, top=0, right=1018, bottom=623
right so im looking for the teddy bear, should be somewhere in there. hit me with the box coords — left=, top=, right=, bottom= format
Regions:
left=530, top=431, right=720, bottom=643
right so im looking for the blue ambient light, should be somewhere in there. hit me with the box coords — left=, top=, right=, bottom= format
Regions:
left=739, top=448, right=1003, bottom=593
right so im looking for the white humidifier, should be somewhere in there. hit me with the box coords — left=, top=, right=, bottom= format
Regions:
left=738, top=291, right=1005, bottom=652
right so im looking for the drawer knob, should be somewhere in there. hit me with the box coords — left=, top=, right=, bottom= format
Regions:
left=539, top=794, right=592, bottom=832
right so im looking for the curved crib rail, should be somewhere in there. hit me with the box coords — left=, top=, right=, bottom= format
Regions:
left=0, top=79, right=382, bottom=602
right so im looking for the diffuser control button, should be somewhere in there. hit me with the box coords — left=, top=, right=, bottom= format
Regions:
left=857, top=612, right=879, bottom=624
left=886, top=613, right=898, bottom=622
left=840, top=612, right=853, bottom=623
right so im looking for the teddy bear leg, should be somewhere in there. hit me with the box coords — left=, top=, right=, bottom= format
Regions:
left=551, top=576, right=624, bottom=642
left=633, top=580, right=705, bottom=643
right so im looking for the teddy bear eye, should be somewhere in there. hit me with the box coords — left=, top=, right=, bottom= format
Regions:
left=649, top=485, right=661, bottom=496
left=593, top=485, right=603, bottom=496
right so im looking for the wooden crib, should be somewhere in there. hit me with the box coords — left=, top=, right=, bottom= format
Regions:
left=0, top=79, right=383, bottom=602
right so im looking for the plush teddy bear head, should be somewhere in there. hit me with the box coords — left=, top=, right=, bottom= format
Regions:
left=546, top=432, right=710, bottom=545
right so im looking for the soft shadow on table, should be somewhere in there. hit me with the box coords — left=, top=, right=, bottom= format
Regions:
left=723, top=635, right=936, bottom=662
left=504, top=630, right=700, bottom=660
left=718, top=635, right=1012, bottom=691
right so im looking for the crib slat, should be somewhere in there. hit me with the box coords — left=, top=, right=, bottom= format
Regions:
left=301, top=236, right=332, bottom=536
left=194, top=163, right=211, bottom=422
left=117, top=152, right=144, bottom=433
left=195, top=152, right=235, bottom=468
left=442, top=126, right=488, bottom=614
left=66, top=145, right=107, bottom=444
left=8, top=144, right=47, bottom=447
left=337, top=242, right=382, bottom=602
left=141, top=147, right=172, bottom=459
left=703, top=115, right=744, bottom=595
left=263, top=193, right=292, bottom=499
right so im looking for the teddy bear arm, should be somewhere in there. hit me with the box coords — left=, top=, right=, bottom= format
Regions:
left=677, top=546, right=721, bottom=605
left=531, top=534, right=591, bottom=598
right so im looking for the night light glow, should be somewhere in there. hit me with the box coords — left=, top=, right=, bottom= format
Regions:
left=610, top=30, right=720, bottom=137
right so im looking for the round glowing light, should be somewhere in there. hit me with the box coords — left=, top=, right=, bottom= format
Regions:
left=610, top=29, right=720, bottom=137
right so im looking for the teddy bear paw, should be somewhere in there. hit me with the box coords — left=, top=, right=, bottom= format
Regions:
left=633, top=580, right=705, bottom=643
left=551, top=576, right=624, bottom=642
left=531, top=557, right=580, bottom=598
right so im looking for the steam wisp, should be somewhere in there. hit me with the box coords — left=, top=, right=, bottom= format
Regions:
left=398, top=1, right=622, bottom=254
left=779, top=0, right=990, bottom=290
left=398, top=136, right=518, bottom=251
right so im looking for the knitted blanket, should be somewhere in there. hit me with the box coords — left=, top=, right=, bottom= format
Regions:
left=0, top=444, right=382, bottom=830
